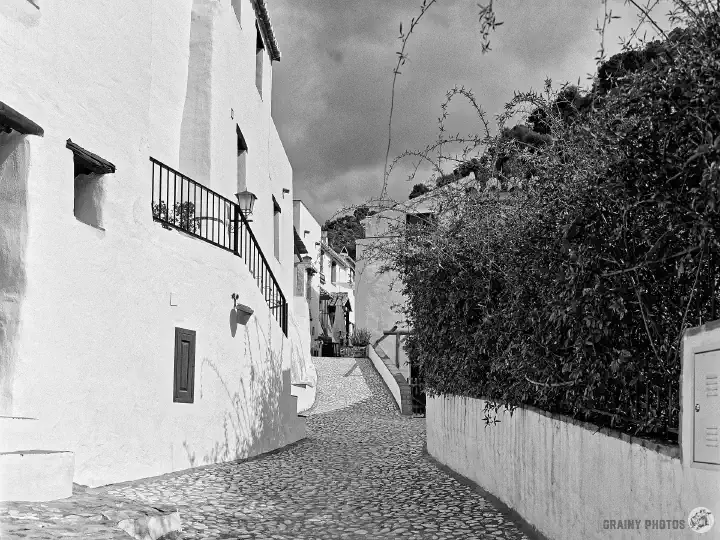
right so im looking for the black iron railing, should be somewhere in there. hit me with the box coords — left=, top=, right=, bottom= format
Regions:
left=150, top=157, right=288, bottom=335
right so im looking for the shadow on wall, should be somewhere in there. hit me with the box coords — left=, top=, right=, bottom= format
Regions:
left=181, top=310, right=290, bottom=468
left=0, top=131, right=30, bottom=415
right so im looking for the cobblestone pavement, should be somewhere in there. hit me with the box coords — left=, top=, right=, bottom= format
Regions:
left=1, top=357, right=533, bottom=539
left=0, top=483, right=179, bottom=539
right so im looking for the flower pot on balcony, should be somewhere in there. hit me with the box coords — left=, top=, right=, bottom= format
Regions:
left=235, top=303, right=254, bottom=326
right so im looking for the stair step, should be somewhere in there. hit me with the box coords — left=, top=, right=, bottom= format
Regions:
left=0, top=450, right=74, bottom=501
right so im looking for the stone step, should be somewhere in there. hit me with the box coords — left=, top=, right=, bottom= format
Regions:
left=0, top=450, right=74, bottom=501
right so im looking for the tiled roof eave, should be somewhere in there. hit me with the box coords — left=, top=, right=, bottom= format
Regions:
left=252, top=0, right=281, bottom=62
left=321, top=242, right=355, bottom=268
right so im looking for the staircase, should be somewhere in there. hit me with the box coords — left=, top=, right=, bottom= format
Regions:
left=0, top=416, right=74, bottom=501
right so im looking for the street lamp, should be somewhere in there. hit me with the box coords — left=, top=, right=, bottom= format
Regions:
left=235, top=190, right=257, bottom=220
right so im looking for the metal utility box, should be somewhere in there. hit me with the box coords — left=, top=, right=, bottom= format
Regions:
left=693, top=350, right=720, bottom=465
left=682, top=321, right=720, bottom=469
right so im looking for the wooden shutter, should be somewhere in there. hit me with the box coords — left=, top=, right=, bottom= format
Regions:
left=173, top=328, right=196, bottom=403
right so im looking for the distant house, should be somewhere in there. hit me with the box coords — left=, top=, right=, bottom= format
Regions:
left=292, top=200, right=322, bottom=350
left=355, top=179, right=511, bottom=376
left=0, top=0, right=309, bottom=499
left=292, top=202, right=356, bottom=355
left=318, top=232, right=356, bottom=347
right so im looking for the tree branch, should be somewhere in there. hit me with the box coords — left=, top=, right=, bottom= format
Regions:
left=601, top=245, right=701, bottom=277
left=525, top=376, right=575, bottom=388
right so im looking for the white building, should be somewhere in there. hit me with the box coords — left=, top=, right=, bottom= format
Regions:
left=318, top=234, right=356, bottom=348
left=354, top=195, right=436, bottom=380
left=292, top=200, right=322, bottom=346
left=292, top=200, right=356, bottom=356
left=354, top=182, right=511, bottom=380
left=0, top=0, right=311, bottom=498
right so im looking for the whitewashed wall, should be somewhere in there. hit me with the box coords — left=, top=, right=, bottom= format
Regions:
left=293, top=201, right=322, bottom=340
left=0, top=0, right=304, bottom=487
left=427, top=394, right=720, bottom=540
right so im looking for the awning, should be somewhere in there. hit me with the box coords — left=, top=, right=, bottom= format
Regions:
left=66, top=139, right=116, bottom=175
left=319, top=287, right=332, bottom=301
left=0, top=101, right=44, bottom=137
left=329, top=292, right=352, bottom=311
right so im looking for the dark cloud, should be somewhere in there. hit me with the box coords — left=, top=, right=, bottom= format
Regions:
left=269, top=0, right=673, bottom=223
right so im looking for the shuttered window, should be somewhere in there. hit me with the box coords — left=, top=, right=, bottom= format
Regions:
left=173, top=328, right=196, bottom=403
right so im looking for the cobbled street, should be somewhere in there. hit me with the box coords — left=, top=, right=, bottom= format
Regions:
left=1, top=357, right=532, bottom=539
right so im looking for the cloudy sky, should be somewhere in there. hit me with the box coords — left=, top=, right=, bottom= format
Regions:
left=269, top=0, right=672, bottom=224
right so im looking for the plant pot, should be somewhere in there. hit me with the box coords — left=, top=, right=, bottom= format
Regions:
left=235, top=303, right=254, bottom=326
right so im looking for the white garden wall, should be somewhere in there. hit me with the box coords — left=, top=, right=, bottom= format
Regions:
left=427, top=394, right=720, bottom=539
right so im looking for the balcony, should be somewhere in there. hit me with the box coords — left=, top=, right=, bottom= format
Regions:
left=150, top=157, right=288, bottom=335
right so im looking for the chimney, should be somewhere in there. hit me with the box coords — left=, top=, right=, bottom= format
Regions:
left=321, top=230, right=328, bottom=244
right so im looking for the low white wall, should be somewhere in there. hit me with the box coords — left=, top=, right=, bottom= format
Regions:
left=368, top=345, right=402, bottom=410
left=427, top=394, right=720, bottom=540
left=289, top=296, right=316, bottom=414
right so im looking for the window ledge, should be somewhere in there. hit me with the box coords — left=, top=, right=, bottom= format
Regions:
left=67, top=139, right=116, bottom=175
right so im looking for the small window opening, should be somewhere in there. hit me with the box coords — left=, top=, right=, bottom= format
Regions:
left=67, top=139, right=115, bottom=230
left=331, top=262, right=337, bottom=283
left=236, top=125, right=248, bottom=192
left=255, top=24, right=265, bottom=97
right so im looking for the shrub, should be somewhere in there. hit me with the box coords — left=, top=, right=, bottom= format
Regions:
left=152, top=201, right=199, bottom=233
left=376, top=11, right=720, bottom=441
left=351, top=328, right=372, bottom=347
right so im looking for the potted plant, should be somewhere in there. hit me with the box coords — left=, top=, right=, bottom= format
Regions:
left=231, top=294, right=254, bottom=326
left=350, top=328, right=371, bottom=357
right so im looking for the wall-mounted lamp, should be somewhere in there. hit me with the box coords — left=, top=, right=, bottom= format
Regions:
left=231, top=293, right=254, bottom=326
left=282, top=188, right=290, bottom=194
left=235, top=190, right=257, bottom=219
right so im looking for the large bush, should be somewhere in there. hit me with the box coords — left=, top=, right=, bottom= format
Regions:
left=390, top=12, right=720, bottom=441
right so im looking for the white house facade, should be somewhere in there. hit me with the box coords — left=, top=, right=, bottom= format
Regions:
left=318, top=235, right=356, bottom=348
left=0, top=0, right=309, bottom=496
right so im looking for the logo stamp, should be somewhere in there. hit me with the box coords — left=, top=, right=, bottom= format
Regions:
left=688, top=507, right=714, bottom=534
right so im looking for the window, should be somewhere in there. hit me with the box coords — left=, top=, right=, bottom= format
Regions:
left=273, top=196, right=281, bottom=260
left=406, top=212, right=436, bottom=227
left=236, top=125, right=248, bottom=191
left=67, top=139, right=115, bottom=230
left=331, top=262, right=337, bottom=283
left=255, top=24, right=265, bottom=97
left=173, top=328, right=196, bottom=403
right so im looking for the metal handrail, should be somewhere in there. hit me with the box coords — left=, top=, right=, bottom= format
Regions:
left=150, top=157, right=288, bottom=335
